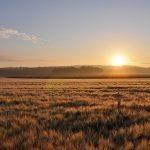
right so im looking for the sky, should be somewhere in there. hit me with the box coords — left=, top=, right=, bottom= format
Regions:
left=0, top=0, right=150, bottom=67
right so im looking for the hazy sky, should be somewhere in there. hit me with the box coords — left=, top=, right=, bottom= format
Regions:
left=0, top=0, right=150, bottom=67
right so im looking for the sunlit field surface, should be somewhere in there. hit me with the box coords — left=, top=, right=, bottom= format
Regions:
left=0, top=78, right=150, bottom=150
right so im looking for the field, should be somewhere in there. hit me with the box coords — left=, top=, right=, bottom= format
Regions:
left=0, top=78, right=150, bottom=150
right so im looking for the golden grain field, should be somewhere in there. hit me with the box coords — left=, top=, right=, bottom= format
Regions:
left=0, top=78, right=150, bottom=150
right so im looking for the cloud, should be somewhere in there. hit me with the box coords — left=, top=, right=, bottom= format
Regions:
left=0, top=27, right=41, bottom=43
left=0, top=55, right=19, bottom=62
left=0, top=55, right=50, bottom=64
left=142, top=62, right=150, bottom=64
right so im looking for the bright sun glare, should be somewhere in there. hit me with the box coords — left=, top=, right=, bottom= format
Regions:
left=112, top=55, right=126, bottom=66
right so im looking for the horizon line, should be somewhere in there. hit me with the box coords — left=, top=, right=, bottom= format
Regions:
left=0, top=65, right=150, bottom=69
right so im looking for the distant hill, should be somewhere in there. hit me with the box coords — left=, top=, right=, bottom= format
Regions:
left=0, top=66, right=103, bottom=78
left=0, top=66, right=150, bottom=78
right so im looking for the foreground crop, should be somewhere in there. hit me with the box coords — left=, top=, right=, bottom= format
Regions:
left=0, top=78, right=150, bottom=150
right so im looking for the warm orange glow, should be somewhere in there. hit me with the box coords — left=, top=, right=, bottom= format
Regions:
left=112, top=55, right=126, bottom=66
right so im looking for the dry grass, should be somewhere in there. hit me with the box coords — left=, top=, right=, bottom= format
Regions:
left=0, top=78, right=150, bottom=150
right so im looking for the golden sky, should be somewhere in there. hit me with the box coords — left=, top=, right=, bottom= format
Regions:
left=0, top=1, right=150, bottom=67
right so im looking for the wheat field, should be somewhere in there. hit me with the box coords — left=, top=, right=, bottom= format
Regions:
left=0, top=78, right=150, bottom=150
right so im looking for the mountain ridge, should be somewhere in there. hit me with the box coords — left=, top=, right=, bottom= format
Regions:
left=0, top=65, right=150, bottom=78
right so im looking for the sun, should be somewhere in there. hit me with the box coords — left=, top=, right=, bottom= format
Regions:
left=112, top=55, right=126, bottom=66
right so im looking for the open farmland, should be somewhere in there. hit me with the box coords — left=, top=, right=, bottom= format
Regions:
left=0, top=78, right=150, bottom=150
